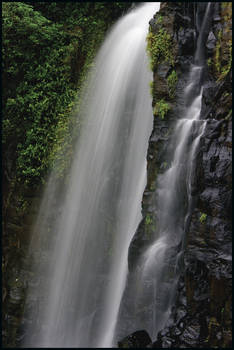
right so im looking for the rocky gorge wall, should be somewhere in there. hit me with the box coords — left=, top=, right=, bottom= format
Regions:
left=2, top=178, right=44, bottom=346
left=126, top=2, right=232, bottom=348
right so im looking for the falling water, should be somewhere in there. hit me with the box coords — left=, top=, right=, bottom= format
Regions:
left=114, top=2, right=212, bottom=343
left=22, top=3, right=160, bottom=348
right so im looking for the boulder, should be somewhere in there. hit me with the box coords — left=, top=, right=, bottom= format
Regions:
left=118, top=330, right=152, bottom=348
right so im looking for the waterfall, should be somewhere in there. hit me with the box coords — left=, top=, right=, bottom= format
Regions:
left=22, top=3, right=160, bottom=348
left=114, top=2, right=212, bottom=343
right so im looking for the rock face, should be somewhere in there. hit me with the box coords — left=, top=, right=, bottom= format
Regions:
left=2, top=182, right=43, bottom=347
left=127, top=2, right=232, bottom=348
left=152, top=69, right=232, bottom=349
left=118, top=330, right=152, bottom=348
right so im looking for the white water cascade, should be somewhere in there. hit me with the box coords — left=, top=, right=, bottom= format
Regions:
left=114, top=2, right=211, bottom=343
left=22, top=3, right=160, bottom=348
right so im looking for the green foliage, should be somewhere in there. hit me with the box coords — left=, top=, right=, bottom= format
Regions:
left=207, top=58, right=212, bottom=67
left=147, top=29, right=174, bottom=71
left=162, top=161, right=168, bottom=169
left=145, top=214, right=153, bottom=226
left=199, top=212, right=207, bottom=224
left=145, top=214, right=156, bottom=239
left=218, top=41, right=232, bottom=80
left=150, top=181, right=156, bottom=191
left=213, top=3, right=232, bottom=81
left=2, top=2, right=130, bottom=187
left=3, top=2, right=74, bottom=185
left=215, top=36, right=232, bottom=81
left=156, top=14, right=163, bottom=24
left=28, top=2, right=130, bottom=28
left=47, top=99, right=80, bottom=180
left=225, top=109, right=232, bottom=120
left=167, top=70, right=178, bottom=98
left=214, top=30, right=222, bottom=75
left=149, top=81, right=154, bottom=96
left=153, top=99, right=171, bottom=119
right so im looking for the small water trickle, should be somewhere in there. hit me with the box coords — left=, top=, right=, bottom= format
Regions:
left=195, top=3, right=212, bottom=65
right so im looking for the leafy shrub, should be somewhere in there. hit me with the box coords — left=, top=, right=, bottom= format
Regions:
left=199, top=212, right=207, bottom=224
left=2, top=2, right=131, bottom=187
left=167, top=70, right=178, bottom=98
left=153, top=99, right=171, bottom=119
left=147, top=29, right=174, bottom=71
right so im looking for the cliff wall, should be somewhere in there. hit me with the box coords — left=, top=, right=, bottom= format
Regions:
left=128, top=2, right=232, bottom=348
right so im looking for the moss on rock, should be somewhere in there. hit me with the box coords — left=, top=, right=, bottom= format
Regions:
left=147, top=28, right=174, bottom=71
left=153, top=99, right=171, bottom=119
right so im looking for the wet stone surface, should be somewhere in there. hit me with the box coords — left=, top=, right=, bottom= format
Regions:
left=125, top=2, right=232, bottom=349
left=118, top=330, right=152, bottom=348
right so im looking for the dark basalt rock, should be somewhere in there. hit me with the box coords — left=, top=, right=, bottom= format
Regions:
left=178, top=28, right=196, bottom=55
left=127, top=2, right=232, bottom=349
left=156, top=63, right=171, bottom=79
left=206, top=31, right=216, bottom=53
left=118, top=330, right=152, bottom=348
left=128, top=217, right=153, bottom=272
left=152, top=61, right=232, bottom=350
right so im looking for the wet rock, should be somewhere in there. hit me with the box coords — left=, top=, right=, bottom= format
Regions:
left=118, top=330, right=152, bottom=348
left=180, top=324, right=200, bottom=345
left=175, top=307, right=187, bottom=323
left=178, top=55, right=194, bottom=73
left=135, top=3, right=232, bottom=349
left=161, top=336, right=173, bottom=347
left=6, top=222, right=23, bottom=235
left=178, top=28, right=196, bottom=55
left=153, top=73, right=169, bottom=101
left=175, top=12, right=192, bottom=26
left=206, top=31, right=216, bottom=53
left=156, top=63, right=171, bottom=79
left=200, top=82, right=217, bottom=117
left=171, top=326, right=182, bottom=337
left=9, top=286, right=24, bottom=305
left=128, top=216, right=154, bottom=271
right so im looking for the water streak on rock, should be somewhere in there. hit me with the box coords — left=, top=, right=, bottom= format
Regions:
left=114, top=3, right=212, bottom=343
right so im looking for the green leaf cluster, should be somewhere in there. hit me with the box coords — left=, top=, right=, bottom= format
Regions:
left=147, top=28, right=174, bottom=71
left=145, top=214, right=156, bottom=239
left=167, top=70, right=178, bottom=98
left=145, top=214, right=153, bottom=226
left=199, top=212, right=207, bottom=224
left=153, top=99, right=171, bottom=119
left=212, top=2, right=232, bottom=81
